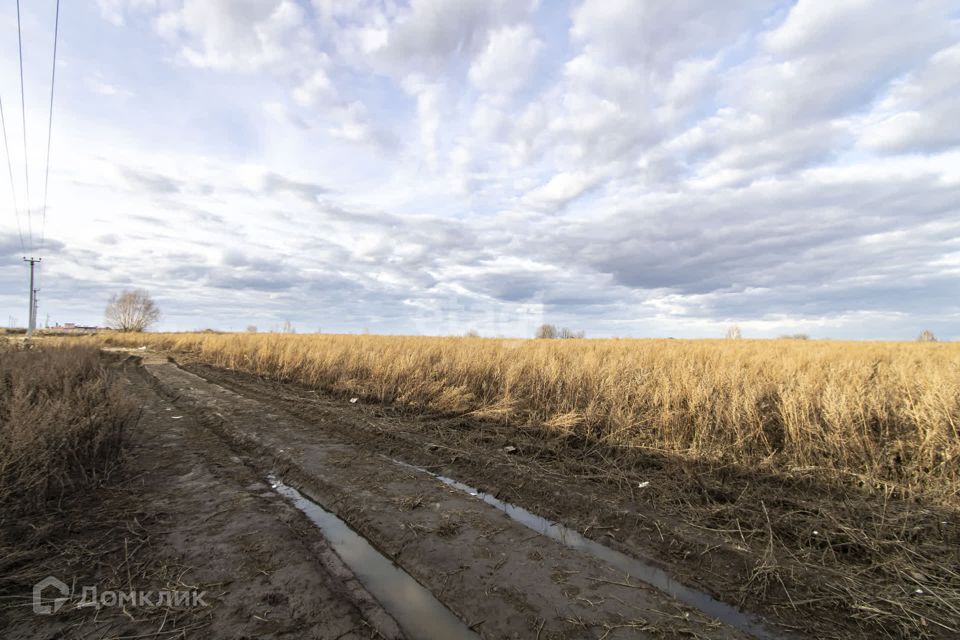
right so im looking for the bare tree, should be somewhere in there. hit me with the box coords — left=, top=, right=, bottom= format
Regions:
left=917, top=330, right=937, bottom=342
left=464, top=329, right=480, bottom=338
left=246, top=325, right=258, bottom=333
left=105, top=290, right=160, bottom=332
left=725, top=325, right=742, bottom=340
left=281, top=320, right=296, bottom=334
left=535, top=323, right=558, bottom=339
left=536, top=324, right=584, bottom=339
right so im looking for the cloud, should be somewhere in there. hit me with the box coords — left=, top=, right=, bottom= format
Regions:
left=704, top=0, right=958, bottom=151
left=96, top=0, right=156, bottom=26
left=154, top=0, right=316, bottom=73
left=546, top=162, right=960, bottom=309
left=0, top=233, right=26, bottom=258
left=292, top=67, right=336, bottom=107
left=0, top=232, right=65, bottom=259
left=570, top=0, right=769, bottom=67
left=860, top=107, right=960, bottom=154
left=120, top=167, right=183, bottom=195
left=2, top=0, right=958, bottom=339
left=859, top=43, right=960, bottom=153
left=523, top=171, right=602, bottom=209
left=325, top=102, right=399, bottom=150
left=468, top=24, right=542, bottom=96
left=86, top=73, right=135, bottom=98
left=373, top=0, right=539, bottom=72
left=260, top=172, right=328, bottom=202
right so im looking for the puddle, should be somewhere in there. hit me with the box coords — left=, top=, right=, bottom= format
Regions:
left=389, top=459, right=783, bottom=640
left=267, top=475, right=478, bottom=640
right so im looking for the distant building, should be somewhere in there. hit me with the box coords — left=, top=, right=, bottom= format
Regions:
left=56, top=323, right=108, bottom=334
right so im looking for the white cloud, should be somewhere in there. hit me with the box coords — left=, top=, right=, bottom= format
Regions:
left=154, top=0, right=315, bottom=72
left=737, top=0, right=956, bottom=123
left=377, top=0, right=538, bottom=69
left=570, top=0, right=769, bottom=71
left=468, top=25, right=542, bottom=95
left=401, top=76, right=445, bottom=168
left=860, top=106, right=960, bottom=154
left=292, top=66, right=335, bottom=107
left=86, top=73, right=135, bottom=98
left=859, top=43, right=960, bottom=153
left=96, top=0, right=157, bottom=26
left=523, top=171, right=601, bottom=209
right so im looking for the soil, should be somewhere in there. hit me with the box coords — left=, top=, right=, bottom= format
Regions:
left=5, top=351, right=958, bottom=639
left=175, top=359, right=959, bottom=640
left=2, top=355, right=398, bottom=639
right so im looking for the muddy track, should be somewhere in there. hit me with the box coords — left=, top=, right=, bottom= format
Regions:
left=134, top=354, right=792, bottom=640
left=6, top=354, right=396, bottom=639
left=173, top=359, right=960, bottom=640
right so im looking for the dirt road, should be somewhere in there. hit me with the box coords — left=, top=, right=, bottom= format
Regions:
left=5, top=354, right=398, bottom=639
left=11, top=352, right=957, bottom=638
left=145, top=353, right=771, bottom=639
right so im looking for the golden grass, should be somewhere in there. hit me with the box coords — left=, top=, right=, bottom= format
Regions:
left=0, top=345, right=132, bottom=514
left=87, top=332, right=960, bottom=502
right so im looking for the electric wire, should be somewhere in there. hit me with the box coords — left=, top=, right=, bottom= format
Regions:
left=0, top=95, right=25, bottom=252
left=16, top=0, right=32, bottom=252
left=38, top=0, right=59, bottom=252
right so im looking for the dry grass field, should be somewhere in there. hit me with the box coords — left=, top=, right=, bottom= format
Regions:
left=0, top=343, right=131, bottom=514
left=87, top=332, right=960, bottom=505
left=1, top=343, right=134, bottom=608
left=6, top=334, right=954, bottom=637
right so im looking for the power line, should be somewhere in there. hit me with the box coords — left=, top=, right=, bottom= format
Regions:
left=16, top=0, right=32, bottom=252
left=0, top=95, right=25, bottom=251
left=38, top=0, right=60, bottom=252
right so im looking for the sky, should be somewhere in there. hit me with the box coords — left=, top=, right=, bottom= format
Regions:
left=0, top=0, right=958, bottom=339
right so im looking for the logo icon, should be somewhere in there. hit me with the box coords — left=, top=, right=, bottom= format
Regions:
left=33, top=576, right=69, bottom=615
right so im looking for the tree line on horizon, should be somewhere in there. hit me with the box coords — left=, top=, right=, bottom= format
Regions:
left=96, top=289, right=943, bottom=343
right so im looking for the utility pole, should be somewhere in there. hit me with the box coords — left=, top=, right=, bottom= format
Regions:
left=23, top=257, right=40, bottom=337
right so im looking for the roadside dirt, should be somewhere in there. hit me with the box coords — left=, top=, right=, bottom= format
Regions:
left=175, top=359, right=960, bottom=640
left=2, top=355, right=399, bottom=639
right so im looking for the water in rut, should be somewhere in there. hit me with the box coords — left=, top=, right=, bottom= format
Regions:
left=267, top=475, right=479, bottom=640
left=388, top=458, right=786, bottom=640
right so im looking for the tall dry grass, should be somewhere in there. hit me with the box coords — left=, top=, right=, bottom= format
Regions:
left=0, top=345, right=133, bottom=514
left=91, top=332, right=960, bottom=501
